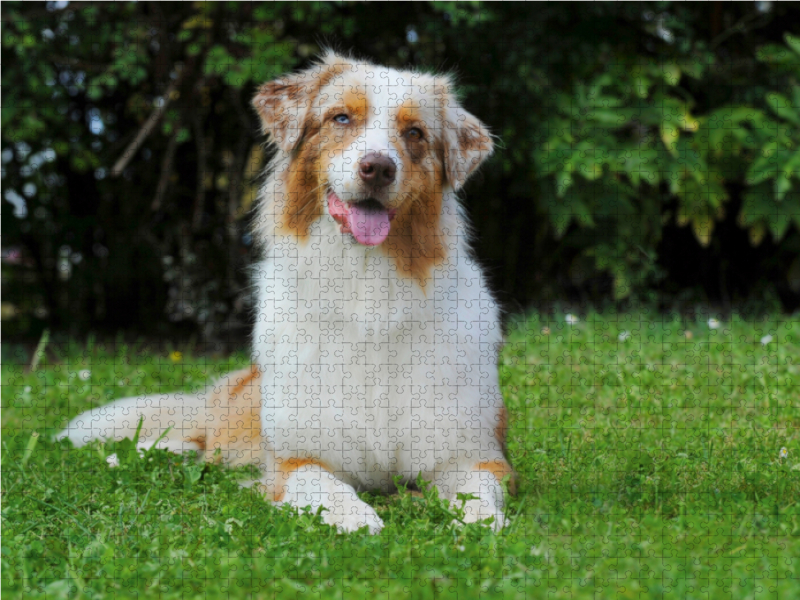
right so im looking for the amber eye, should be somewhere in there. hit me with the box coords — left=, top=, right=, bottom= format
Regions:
left=406, top=128, right=424, bottom=141
left=333, top=114, right=350, bottom=124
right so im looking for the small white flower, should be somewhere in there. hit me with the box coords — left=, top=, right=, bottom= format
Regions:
left=79, top=369, right=91, bottom=381
left=457, top=545, right=465, bottom=552
left=676, top=452, right=688, bottom=458
left=618, top=331, right=631, bottom=342
left=24, top=386, right=32, bottom=394
left=761, top=335, right=773, bottom=346
left=565, top=314, right=579, bottom=325
left=106, top=453, right=120, bottom=468
left=707, top=318, right=720, bottom=330
left=780, top=447, right=788, bottom=459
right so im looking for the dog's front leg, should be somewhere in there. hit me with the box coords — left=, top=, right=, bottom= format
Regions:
left=435, top=459, right=514, bottom=531
left=271, top=459, right=384, bottom=534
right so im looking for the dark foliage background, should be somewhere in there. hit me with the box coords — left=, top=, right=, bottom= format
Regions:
left=3, top=1, right=800, bottom=342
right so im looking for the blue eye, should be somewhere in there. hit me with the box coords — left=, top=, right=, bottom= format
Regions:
left=333, top=114, right=350, bottom=124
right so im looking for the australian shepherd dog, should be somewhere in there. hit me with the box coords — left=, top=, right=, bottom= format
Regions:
left=59, top=52, right=513, bottom=533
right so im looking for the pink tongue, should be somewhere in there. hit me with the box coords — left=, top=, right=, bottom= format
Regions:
left=348, top=203, right=391, bottom=246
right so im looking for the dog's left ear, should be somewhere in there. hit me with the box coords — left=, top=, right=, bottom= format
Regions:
left=442, top=98, right=494, bottom=191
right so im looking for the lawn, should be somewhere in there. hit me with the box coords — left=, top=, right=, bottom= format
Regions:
left=3, top=313, right=800, bottom=599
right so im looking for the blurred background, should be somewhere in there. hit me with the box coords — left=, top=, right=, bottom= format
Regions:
left=3, top=1, right=800, bottom=347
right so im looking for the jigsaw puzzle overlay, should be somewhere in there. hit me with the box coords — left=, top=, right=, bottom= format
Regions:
left=4, top=5, right=800, bottom=598
left=56, top=51, right=512, bottom=537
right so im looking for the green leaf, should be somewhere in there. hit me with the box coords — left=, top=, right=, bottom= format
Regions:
left=774, top=174, right=792, bottom=202
left=691, top=213, right=714, bottom=247
left=632, top=74, right=650, bottom=98
left=766, top=93, right=800, bottom=125
left=679, top=57, right=706, bottom=79
left=182, top=14, right=213, bottom=30
left=542, top=180, right=595, bottom=237
left=784, top=33, right=800, bottom=56
left=87, top=85, right=104, bottom=101
left=577, top=160, right=604, bottom=181
left=661, top=123, right=679, bottom=156
left=555, top=171, right=573, bottom=197
left=746, top=142, right=780, bottom=185
left=613, top=271, right=631, bottom=300
left=662, top=64, right=681, bottom=86
left=739, top=185, right=769, bottom=227
left=749, top=223, right=766, bottom=246
left=757, top=43, right=797, bottom=65
left=767, top=211, right=791, bottom=242
left=680, top=177, right=727, bottom=214
left=781, top=149, right=800, bottom=180
left=588, top=109, right=627, bottom=126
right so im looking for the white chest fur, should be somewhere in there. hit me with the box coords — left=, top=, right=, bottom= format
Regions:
left=253, top=195, right=504, bottom=491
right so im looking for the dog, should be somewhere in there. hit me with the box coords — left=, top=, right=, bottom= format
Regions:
left=58, top=52, right=513, bottom=534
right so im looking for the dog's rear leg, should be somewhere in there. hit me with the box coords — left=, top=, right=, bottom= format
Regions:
left=435, top=458, right=514, bottom=531
left=268, top=459, right=384, bottom=534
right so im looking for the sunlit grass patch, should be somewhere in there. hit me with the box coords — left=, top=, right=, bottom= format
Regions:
left=3, top=314, right=800, bottom=598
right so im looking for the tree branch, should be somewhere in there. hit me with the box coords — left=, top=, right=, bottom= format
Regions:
left=111, top=70, right=183, bottom=177
left=709, top=9, right=772, bottom=50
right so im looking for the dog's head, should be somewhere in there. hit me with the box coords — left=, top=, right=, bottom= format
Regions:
left=252, top=52, right=493, bottom=277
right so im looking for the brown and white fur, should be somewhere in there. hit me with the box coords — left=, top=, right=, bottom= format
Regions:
left=58, top=52, right=512, bottom=534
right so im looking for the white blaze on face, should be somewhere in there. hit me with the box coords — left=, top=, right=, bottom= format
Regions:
left=324, top=69, right=410, bottom=205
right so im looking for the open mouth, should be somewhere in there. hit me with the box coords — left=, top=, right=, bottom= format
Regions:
left=327, top=191, right=397, bottom=246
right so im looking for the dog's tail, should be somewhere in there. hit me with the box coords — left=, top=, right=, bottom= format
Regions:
left=55, top=366, right=264, bottom=467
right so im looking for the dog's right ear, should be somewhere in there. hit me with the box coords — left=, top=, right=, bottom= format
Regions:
left=252, top=55, right=344, bottom=152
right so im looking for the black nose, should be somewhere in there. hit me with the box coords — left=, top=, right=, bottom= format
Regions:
left=358, top=153, right=396, bottom=187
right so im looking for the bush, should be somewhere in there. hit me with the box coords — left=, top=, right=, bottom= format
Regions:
left=3, top=2, right=799, bottom=340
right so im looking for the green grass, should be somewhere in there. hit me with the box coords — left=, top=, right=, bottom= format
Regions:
left=3, top=313, right=800, bottom=599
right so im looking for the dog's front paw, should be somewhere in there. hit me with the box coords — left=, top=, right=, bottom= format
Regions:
left=322, top=493, right=384, bottom=534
